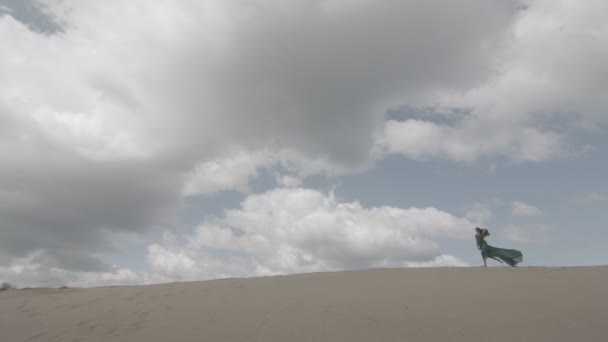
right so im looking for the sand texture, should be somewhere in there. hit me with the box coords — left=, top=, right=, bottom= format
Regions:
left=1, top=266, right=607, bottom=341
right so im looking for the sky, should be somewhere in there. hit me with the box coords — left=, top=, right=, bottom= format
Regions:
left=0, top=0, right=606, bottom=287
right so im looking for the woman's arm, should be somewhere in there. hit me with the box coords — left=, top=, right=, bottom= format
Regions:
left=475, top=234, right=484, bottom=249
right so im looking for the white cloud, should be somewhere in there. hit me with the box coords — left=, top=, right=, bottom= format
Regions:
left=405, top=255, right=469, bottom=268
left=0, top=250, right=143, bottom=288
left=183, top=150, right=272, bottom=195
left=182, top=148, right=358, bottom=196
left=146, top=244, right=198, bottom=281
left=512, top=200, right=543, bottom=217
left=0, top=0, right=525, bottom=274
left=377, top=0, right=608, bottom=163
left=502, top=224, right=556, bottom=245
left=2, top=0, right=517, bottom=167
left=378, top=116, right=564, bottom=163
left=276, top=174, right=303, bottom=188
left=91, top=268, right=142, bottom=286
left=146, top=187, right=473, bottom=280
left=465, top=203, right=493, bottom=224
left=2, top=0, right=606, bottom=286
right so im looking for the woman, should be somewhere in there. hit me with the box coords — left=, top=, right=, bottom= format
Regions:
left=475, top=227, right=523, bottom=267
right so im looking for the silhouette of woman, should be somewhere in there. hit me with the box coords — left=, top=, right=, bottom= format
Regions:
left=475, top=227, right=523, bottom=267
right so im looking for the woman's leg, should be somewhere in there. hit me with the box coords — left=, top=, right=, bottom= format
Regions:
left=481, top=251, right=488, bottom=267
left=489, top=256, right=503, bottom=264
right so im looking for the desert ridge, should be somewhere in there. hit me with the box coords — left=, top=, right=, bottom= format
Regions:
left=1, top=266, right=607, bottom=341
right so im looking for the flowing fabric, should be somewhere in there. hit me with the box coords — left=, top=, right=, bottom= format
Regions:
left=476, top=234, right=523, bottom=267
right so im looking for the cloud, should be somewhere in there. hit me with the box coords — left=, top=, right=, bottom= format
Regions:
left=465, top=203, right=493, bottom=224
left=146, top=188, right=472, bottom=280
left=378, top=118, right=563, bottom=162
left=146, top=244, right=199, bottom=281
left=1, top=0, right=518, bottom=167
left=511, top=201, right=543, bottom=217
left=0, top=138, right=183, bottom=272
left=0, top=0, right=517, bottom=275
left=183, top=149, right=271, bottom=196
left=0, top=0, right=62, bottom=33
left=405, top=255, right=469, bottom=268
left=182, top=148, right=362, bottom=196
left=502, top=224, right=556, bottom=245
left=377, top=0, right=608, bottom=163
left=0, top=250, right=143, bottom=288
left=276, top=175, right=303, bottom=188
left=2, top=0, right=606, bottom=285
left=5, top=0, right=513, bottom=167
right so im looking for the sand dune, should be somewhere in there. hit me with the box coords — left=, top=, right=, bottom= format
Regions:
left=1, top=266, right=606, bottom=341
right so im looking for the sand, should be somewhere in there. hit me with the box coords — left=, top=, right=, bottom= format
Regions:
left=1, top=266, right=607, bottom=341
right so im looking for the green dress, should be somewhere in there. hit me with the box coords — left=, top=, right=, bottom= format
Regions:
left=476, top=234, right=523, bottom=267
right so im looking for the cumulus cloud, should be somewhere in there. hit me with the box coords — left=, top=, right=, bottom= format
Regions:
left=405, top=255, right=469, bottom=268
left=1, top=0, right=606, bottom=285
left=276, top=175, right=302, bottom=188
left=377, top=0, right=608, bottom=163
left=0, top=0, right=62, bottom=33
left=182, top=148, right=366, bottom=196
left=512, top=201, right=543, bottom=217
left=2, top=0, right=514, bottom=166
left=0, top=250, right=143, bottom=288
left=465, top=203, right=493, bottom=224
left=146, top=188, right=472, bottom=280
left=378, top=118, right=563, bottom=162
left=1, top=0, right=518, bottom=274
left=183, top=150, right=271, bottom=196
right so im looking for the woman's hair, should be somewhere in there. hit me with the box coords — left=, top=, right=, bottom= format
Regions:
left=476, top=227, right=490, bottom=236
